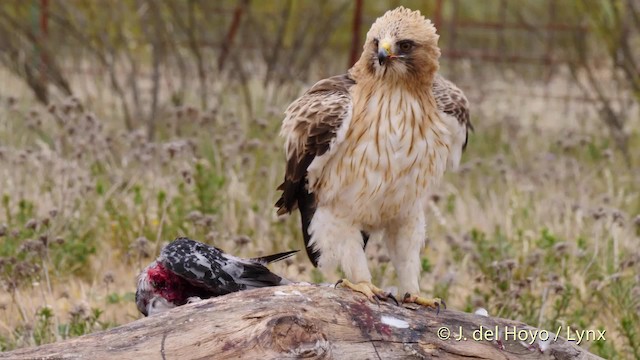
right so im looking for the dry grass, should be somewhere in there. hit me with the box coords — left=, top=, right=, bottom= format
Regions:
left=0, top=65, right=639, bottom=358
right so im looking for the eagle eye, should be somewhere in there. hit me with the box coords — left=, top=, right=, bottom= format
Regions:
left=398, top=40, right=414, bottom=53
left=373, top=38, right=379, bottom=49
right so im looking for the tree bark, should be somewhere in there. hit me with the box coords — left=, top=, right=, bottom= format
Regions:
left=1, top=285, right=603, bottom=360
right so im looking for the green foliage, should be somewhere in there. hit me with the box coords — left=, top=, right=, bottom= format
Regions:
left=60, top=308, right=107, bottom=339
left=0, top=305, right=116, bottom=351
left=445, top=194, right=456, bottom=214
left=193, top=161, right=225, bottom=215
left=456, top=225, right=638, bottom=358
left=0, top=193, right=96, bottom=280
left=421, top=257, right=432, bottom=273
left=34, top=307, right=55, bottom=345
left=311, top=268, right=325, bottom=284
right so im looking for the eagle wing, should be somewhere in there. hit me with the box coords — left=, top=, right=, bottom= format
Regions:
left=275, top=74, right=355, bottom=266
left=433, top=74, right=472, bottom=170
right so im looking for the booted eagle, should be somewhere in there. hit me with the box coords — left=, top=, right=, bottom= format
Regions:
left=276, top=7, right=471, bottom=308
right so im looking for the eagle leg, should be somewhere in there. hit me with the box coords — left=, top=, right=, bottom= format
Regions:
left=336, top=279, right=398, bottom=305
left=402, top=293, right=446, bottom=314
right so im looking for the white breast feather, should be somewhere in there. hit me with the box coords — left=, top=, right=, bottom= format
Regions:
left=311, top=88, right=451, bottom=226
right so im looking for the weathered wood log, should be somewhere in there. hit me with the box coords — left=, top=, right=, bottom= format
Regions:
left=1, top=285, right=602, bottom=359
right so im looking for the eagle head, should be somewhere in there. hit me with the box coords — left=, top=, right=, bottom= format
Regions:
left=355, top=7, right=441, bottom=83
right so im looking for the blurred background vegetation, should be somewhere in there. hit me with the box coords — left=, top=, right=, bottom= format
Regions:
left=0, top=0, right=639, bottom=358
left=1, top=0, right=638, bottom=152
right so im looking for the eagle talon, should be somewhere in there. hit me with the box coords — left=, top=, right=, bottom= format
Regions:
left=403, top=293, right=445, bottom=314
left=372, top=295, right=381, bottom=306
left=377, top=293, right=399, bottom=306
left=336, top=279, right=396, bottom=305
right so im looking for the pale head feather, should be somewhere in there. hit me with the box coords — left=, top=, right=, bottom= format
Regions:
left=352, top=7, right=440, bottom=86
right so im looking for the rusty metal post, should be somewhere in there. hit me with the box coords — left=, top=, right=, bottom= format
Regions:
left=498, top=0, right=507, bottom=62
left=218, top=0, right=250, bottom=71
left=40, top=0, right=49, bottom=86
left=348, top=0, right=363, bottom=68
left=434, top=0, right=443, bottom=31
left=448, top=0, right=459, bottom=77
left=545, top=0, right=557, bottom=82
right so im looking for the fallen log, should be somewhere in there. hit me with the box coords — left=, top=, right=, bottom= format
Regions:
left=1, top=284, right=603, bottom=359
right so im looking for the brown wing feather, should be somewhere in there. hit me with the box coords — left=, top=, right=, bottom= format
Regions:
left=433, top=74, right=473, bottom=149
left=276, top=74, right=355, bottom=266
left=276, top=74, right=355, bottom=215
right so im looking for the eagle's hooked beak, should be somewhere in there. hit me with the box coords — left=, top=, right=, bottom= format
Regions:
left=378, top=41, right=392, bottom=65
